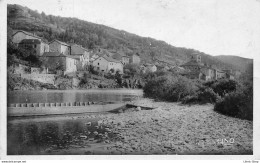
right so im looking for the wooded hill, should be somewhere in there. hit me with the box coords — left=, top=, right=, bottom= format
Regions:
left=7, top=4, right=252, bottom=72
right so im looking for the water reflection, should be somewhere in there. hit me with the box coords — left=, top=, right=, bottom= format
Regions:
left=7, top=116, right=117, bottom=155
left=8, top=90, right=142, bottom=104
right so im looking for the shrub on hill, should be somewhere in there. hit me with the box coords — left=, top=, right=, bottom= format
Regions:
left=214, top=82, right=253, bottom=120
left=210, top=79, right=237, bottom=97
left=143, top=74, right=198, bottom=102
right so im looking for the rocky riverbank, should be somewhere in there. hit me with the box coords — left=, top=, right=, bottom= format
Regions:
left=34, top=98, right=253, bottom=155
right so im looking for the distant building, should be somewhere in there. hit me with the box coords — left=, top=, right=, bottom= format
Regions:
left=49, top=39, right=71, bottom=56
left=180, top=54, right=233, bottom=81
left=18, top=39, right=49, bottom=56
left=142, top=63, right=157, bottom=73
left=41, top=52, right=79, bottom=74
left=130, top=53, right=141, bottom=64
left=12, top=30, right=43, bottom=45
left=92, top=55, right=123, bottom=73
left=110, top=51, right=130, bottom=65
left=70, top=43, right=90, bottom=69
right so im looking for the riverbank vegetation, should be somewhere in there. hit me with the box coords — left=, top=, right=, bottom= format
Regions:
left=143, top=67, right=253, bottom=120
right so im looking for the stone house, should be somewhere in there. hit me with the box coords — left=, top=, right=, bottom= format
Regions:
left=18, top=39, right=49, bottom=56
left=181, top=55, right=216, bottom=81
left=92, top=55, right=123, bottom=73
left=12, top=30, right=43, bottom=45
left=70, top=43, right=90, bottom=69
left=142, top=63, right=157, bottom=73
left=130, top=53, right=141, bottom=65
left=200, top=65, right=215, bottom=81
left=49, top=39, right=71, bottom=56
left=41, top=52, right=79, bottom=74
left=110, top=51, right=130, bottom=65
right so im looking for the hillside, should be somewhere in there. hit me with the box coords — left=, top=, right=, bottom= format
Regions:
left=7, top=4, right=245, bottom=71
left=214, top=55, right=253, bottom=72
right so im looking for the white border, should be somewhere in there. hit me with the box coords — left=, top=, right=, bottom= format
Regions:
left=0, top=0, right=260, bottom=161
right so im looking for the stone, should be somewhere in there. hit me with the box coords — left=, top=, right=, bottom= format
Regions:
left=85, top=122, right=91, bottom=126
left=97, top=120, right=103, bottom=126
left=79, top=135, right=88, bottom=139
left=136, top=106, right=141, bottom=111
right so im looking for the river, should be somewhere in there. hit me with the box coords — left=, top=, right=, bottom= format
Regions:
left=7, top=89, right=143, bottom=104
left=7, top=89, right=143, bottom=155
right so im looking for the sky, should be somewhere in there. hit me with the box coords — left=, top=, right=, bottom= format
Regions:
left=7, top=0, right=260, bottom=59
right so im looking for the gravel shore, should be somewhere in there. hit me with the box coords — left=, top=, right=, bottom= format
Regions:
left=44, top=98, right=253, bottom=155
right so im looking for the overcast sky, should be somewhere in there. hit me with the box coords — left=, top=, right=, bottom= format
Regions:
left=8, top=0, right=260, bottom=58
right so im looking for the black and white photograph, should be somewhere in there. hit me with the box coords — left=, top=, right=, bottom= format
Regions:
left=1, top=0, right=259, bottom=160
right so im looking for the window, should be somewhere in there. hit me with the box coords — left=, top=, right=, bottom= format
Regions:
left=98, top=63, right=99, bottom=65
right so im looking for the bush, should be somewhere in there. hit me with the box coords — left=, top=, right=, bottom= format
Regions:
left=197, top=87, right=220, bottom=104
left=181, top=94, right=199, bottom=104
left=214, top=82, right=253, bottom=120
left=143, top=74, right=198, bottom=102
left=182, top=86, right=220, bottom=104
left=211, top=79, right=237, bottom=97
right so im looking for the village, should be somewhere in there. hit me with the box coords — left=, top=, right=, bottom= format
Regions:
left=6, top=2, right=254, bottom=156
left=8, top=29, right=236, bottom=88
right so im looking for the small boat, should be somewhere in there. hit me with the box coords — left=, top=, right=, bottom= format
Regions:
left=7, top=102, right=126, bottom=117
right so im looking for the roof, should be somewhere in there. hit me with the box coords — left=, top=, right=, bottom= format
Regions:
left=42, top=52, right=61, bottom=57
left=12, top=30, right=42, bottom=39
left=144, top=63, right=155, bottom=67
left=12, top=30, right=48, bottom=43
left=67, top=55, right=80, bottom=60
left=181, top=60, right=204, bottom=67
left=41, top=52, right=79, bottom=60
left=116, top=51, right=128, bottom=57
left=70, top=43, right=89, bottom=51
left=49, top=39, right=70, bottom=47
left=94, top=55, right=122, bottom=63
left=19, top=39, right=41, bottom=44
left=103, top=55, right=122, bottom=63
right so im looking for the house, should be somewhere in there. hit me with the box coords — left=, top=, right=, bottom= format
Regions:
left=41, top=52, right=79, bottom=74
left=49, top=39, right=71, bottom=56
left=200, top=66, right=215, bottom=81
left=180, top=54, right=217, bottom=81
left=70, top=43, right=90, bottom=69
left=130, top=53, right=141, bottom=64
left=142, top=63, right=157, bottom=73
left=89, top=48, right=109, bottom=63
left=109, top=51, right=130, bottom=65
left=92, top=55, right=123, bottom=73
left=214, top=69, right=226, bottom=79
left=12, top=30, right=43, bottom=45
left=18, top=39, right=49, bottom=56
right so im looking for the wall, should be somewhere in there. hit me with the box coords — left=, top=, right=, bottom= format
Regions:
left=108, top=61, right=123, bottom=73
left=65, top=57, right=77, bottom=74
left=21, top=74, right=56, bottom=84
left=93, top=57, right=109, bottom=72
left=42, top=56, right=66, bottom=73
left=49, top=41, right=61, bottom=53
left=122, top=57, right=130, bottom=65
left=131, top=54, right=141, bottom=64
left=13, top=64, right=30, bottom=74
left=39, top=42, right=49, bottom=56
left=61, top=44, right=71, bottom=55
left=71, top=44, right=85, bottom=54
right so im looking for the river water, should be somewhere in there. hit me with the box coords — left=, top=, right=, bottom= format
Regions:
left=7, top=89, right=143, bottom=155
left=7, top=89, right=143, bottom=104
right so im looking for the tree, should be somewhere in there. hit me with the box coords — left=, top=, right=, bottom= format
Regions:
left=115, top=71, right=123, bottom=86
left=123, top=63, right=140, bottom=77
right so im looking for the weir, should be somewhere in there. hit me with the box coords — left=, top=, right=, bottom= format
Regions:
left=7, top=101, right=156, bottom=117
